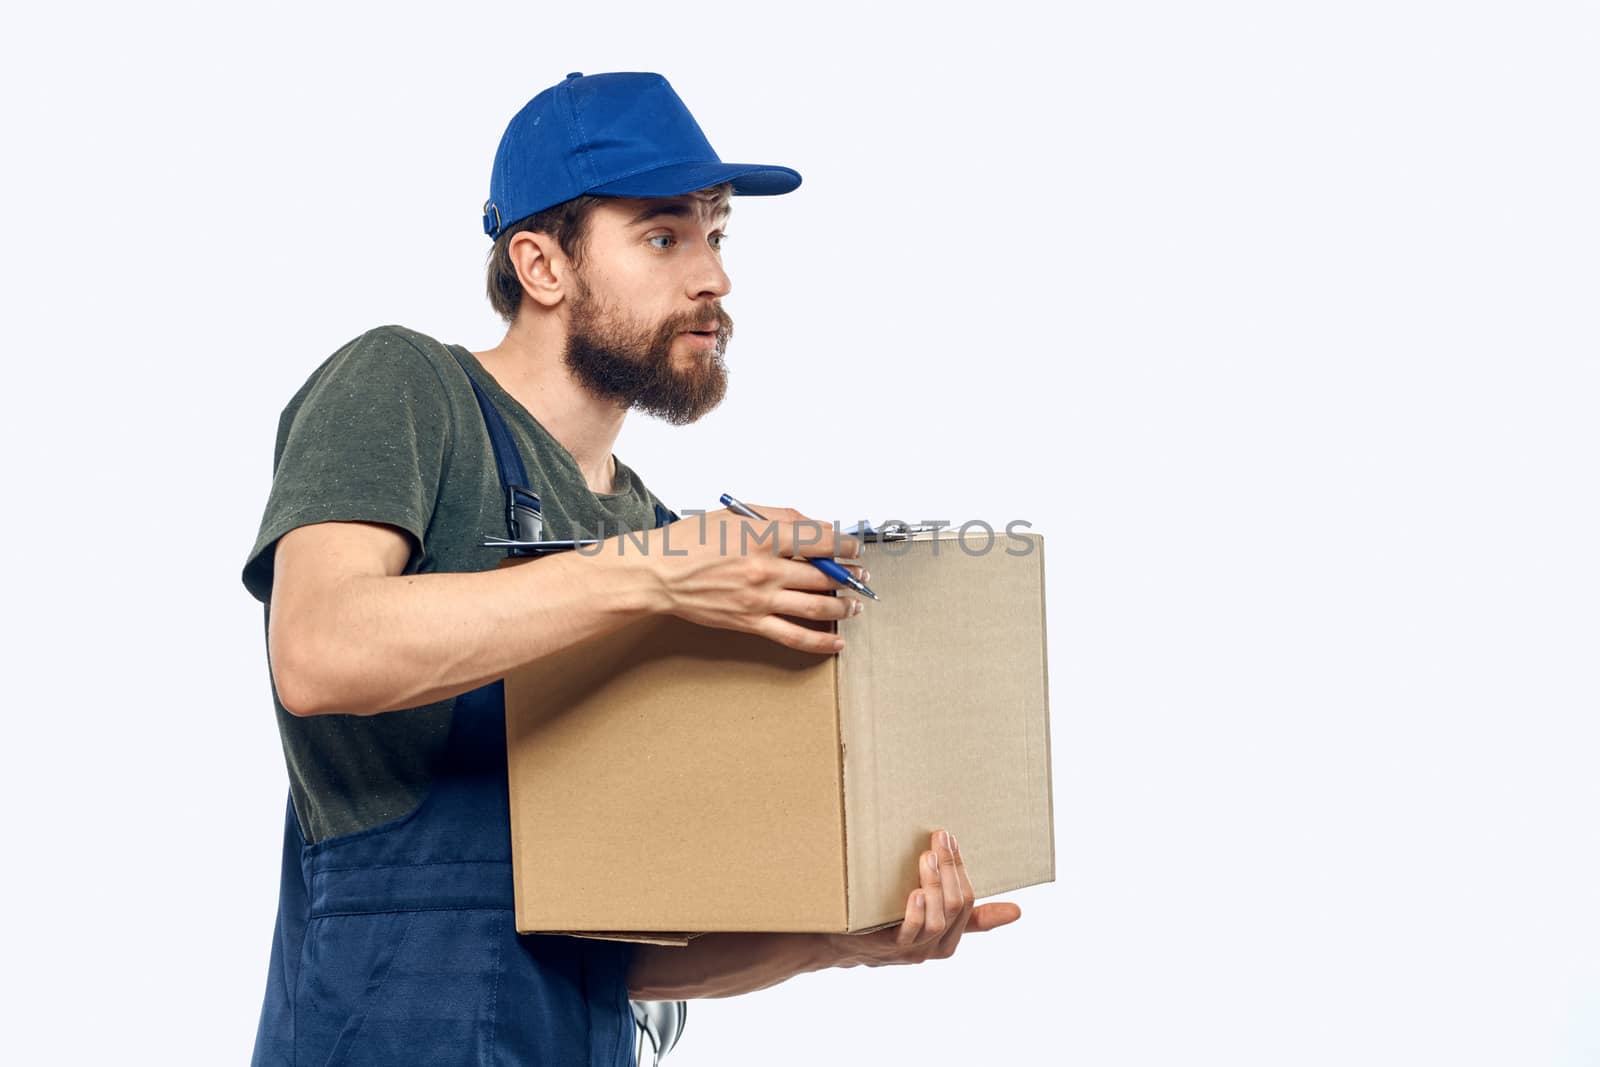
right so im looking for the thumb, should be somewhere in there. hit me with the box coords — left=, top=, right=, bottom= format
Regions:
left=967, top=902, right=1023, bottom=933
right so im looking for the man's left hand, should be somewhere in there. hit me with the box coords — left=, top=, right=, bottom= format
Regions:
left=829, top=829, right=1022, bottom=968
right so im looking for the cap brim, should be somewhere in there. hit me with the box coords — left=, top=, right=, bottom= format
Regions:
left=588, top=160, right=801, bottom=199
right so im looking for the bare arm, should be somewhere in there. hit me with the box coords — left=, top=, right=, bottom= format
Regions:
left=627, top=831, right=1022, bottom=1000
left=268, top=508, right=862, bottom=717
left=268, top=520, right=662, bottom=716
left=627, top=933, right=836, bottom=1000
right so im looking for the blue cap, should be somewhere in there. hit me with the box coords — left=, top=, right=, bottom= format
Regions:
left=482, top=71, right=802, bottom=238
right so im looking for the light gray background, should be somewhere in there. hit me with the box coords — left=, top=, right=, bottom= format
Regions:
left=3, top=2, right=1597, bottom=1064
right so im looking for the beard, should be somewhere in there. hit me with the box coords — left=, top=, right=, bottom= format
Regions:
left=562, top=271, right=732, bottom=426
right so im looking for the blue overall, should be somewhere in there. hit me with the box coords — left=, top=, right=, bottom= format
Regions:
left=252, top=356, right=677, bottom=1066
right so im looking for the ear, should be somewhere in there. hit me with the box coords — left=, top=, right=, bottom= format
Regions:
left=508, top=230, right=572, bottom=311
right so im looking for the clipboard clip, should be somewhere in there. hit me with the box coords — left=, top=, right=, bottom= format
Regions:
left=846, top=521, right=948, bottom=543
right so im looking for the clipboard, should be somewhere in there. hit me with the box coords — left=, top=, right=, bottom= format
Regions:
left=486, top=520, right=951, bottom=555
left=480, top=535, right=603, bottom=557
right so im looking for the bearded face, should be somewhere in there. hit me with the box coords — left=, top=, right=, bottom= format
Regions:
left=561, top=268, right=733, bottom=426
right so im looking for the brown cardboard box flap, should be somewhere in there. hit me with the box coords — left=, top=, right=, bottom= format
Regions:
left=561, top=931, right=704, bottom=947
left=837, top=533, right=1054, bottom=929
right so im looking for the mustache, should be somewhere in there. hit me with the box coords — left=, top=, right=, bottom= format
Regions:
left=672, top=305, right=734, bottom=337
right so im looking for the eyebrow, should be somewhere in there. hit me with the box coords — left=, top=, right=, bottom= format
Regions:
left=626, top=201, right=732, bottom=228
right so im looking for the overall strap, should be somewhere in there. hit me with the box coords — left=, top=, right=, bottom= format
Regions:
left=449, top=346, right=679, bottom=537
left=451, top=351, right=529, bottom=489
left=449, top=347, right=543, bottom=542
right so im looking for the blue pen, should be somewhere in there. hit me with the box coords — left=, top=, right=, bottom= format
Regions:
left=719, top=493, right=880, bottom=601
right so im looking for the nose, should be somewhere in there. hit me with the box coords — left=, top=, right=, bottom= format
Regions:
left=687, top=240, right=732, bottom=301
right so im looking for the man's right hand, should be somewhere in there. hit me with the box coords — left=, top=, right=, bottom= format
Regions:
left=638, top=505, right=868, bottom=655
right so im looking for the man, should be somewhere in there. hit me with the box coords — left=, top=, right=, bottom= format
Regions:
left=242, top=71, right=1021, bottom=1066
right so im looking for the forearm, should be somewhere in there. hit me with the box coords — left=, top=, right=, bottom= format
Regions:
left=627, top=933, right=856, bottom=1000
left=277, top=546, right=663, bottom=716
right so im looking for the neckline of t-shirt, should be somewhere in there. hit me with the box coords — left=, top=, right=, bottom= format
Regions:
left=446, top=343, right=640, bottom=504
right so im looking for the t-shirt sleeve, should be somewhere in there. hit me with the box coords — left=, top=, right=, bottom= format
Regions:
left=241, top=327, right=453, bottom=605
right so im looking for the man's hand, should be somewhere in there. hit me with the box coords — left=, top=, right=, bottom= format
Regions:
left=627, top=827, right=1022, bottom=999
left=832, top=829, right=1022, bottom=968
left=641, top=505, right=868, bottom=655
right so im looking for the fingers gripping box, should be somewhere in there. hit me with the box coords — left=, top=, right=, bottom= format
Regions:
left=497, top=531, right=1054, bottom=939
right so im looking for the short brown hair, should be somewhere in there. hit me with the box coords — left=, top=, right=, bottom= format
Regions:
left=484, top=182, right=734, bottom=324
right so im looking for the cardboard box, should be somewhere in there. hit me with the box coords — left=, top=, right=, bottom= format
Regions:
left=499, top=531, right=1054, bottom=938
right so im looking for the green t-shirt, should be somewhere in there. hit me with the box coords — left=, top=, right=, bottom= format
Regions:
left=242, top=323, right=669, bottom=844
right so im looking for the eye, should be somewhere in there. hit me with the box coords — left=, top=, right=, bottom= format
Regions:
left=646, top=232, right=730, bottom=251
